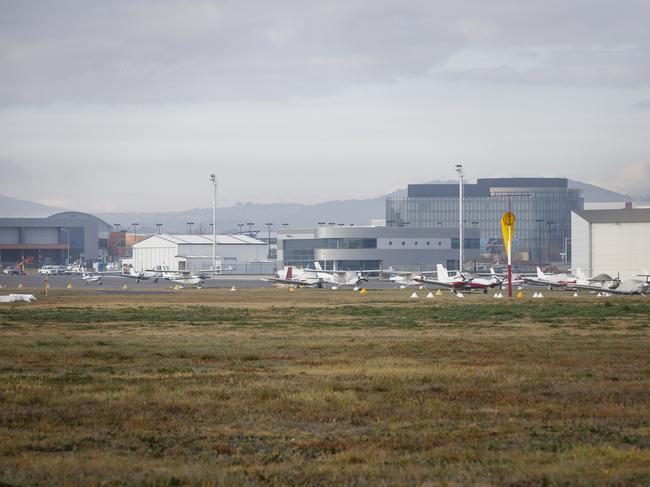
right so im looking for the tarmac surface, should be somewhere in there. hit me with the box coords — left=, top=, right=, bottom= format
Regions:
left=0, top=274, right=402, bottom=290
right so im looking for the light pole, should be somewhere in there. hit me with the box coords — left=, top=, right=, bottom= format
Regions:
left=455, top=164, right=464, bottom=271
left=265, top=223, right=273, bottom=259
left=131, top=223, right=139, bottom=259
left=209, top=173, right=218, bottom=271
left=247, top=222, right=254, bottom=238
left=536, top=219, right=545, bottom=265
left=237, top=223, right=244, bottom=235
left=546, top=221, right=555, bottom=264
left=114, top=224, right=121, bottom=261
left=60, top=228, right=70, bottom=265
left=187, top=222, right=194, bottom=235
left=156, top=223, right=162, bottom=235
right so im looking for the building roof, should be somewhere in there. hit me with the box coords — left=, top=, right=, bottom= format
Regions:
left=408, top=178, right=570, bottom=198
left=135, top=234, right=266, bottom=246
left=573, top=208, right=650, bottom=223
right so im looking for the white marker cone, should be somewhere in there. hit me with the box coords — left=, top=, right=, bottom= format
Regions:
left=331, top=286, right=338, bottom=290
left=596, top=292, right=602, bottom=297
left=426, top=292, right=434, bottom=299
left=353, top=286, right=359, bottom=291
left=410, top=292, right=418, bottom=299
left=399, top=285, right=406, bottom=289
left=230, top=286, right=236, bottom=291
left=538, top=292, right=544, bottom=298
left=573, top=292, right=579, bottom=297
left=457, top=292, right=464, bottom=298
left=419, top=285, right=424, bottom=290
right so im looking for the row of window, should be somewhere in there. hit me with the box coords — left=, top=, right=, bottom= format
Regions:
left=387, top=240, right=441, bottom=247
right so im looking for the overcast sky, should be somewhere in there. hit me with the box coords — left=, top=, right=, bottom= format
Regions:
left=1, top=0, right=649, bottom=212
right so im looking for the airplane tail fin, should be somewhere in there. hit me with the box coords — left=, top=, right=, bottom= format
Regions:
left=575, top=268, right=587, bottom=281
left=314, top=261, right=322, bottom=271
left=436, top=264, right=449, bottom=282
left=286, top=266, right=292, bottom=280
left=537, top=267, right=545, bottom=280
left=490, top=267, right=496, bottom=276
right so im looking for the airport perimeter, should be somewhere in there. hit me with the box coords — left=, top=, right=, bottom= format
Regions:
left=1, top=286, right=648, bottom=485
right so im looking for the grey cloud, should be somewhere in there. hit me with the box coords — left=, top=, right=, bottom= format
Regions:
left=632, top=99, right=650, bottom=110
left=0, top=0, right=649, bottom=105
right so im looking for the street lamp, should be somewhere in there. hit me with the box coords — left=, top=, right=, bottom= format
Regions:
left=210, top=173, right=218, bottom=271
left=60, top=228, right=70, bottom=265
left=156, top=223, right=162, bottom=235
left=246, top=222, right=254, bottom=237
left=131, top=223, right=139, bottom=258
left=282, top=223, right=289, bottom=229
left=237, top=223, right=244, bottom=234
left=113, top=224, right=121, bottom=261
left=187, top=222, right=194, bottom=235
left=265, top=223, right=273, bottom=259
left=455, top=163, right=464, bottom=271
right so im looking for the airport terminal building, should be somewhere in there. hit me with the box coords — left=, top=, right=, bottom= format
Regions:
left=386, top=178, right=583, bottom=264
left=0, top=211, right=111, bottom=267
left=277, top=225, right=480, bottom=272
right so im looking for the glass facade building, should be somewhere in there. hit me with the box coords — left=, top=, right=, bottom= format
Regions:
left=386, top=178, right=583, bottom=264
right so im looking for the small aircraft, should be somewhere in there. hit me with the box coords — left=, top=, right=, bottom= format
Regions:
left=571, top=271, right=650, bottom=295
left=302, top=262, right=370, bottom=287
left=525, top=267, right=580, bottom=288
left=79, top=272, right=103, bottom=285
left=263, top=266, right=326, bottom=288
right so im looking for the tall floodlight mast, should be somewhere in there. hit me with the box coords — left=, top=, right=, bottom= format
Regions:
left=210, top=173, right=217, bottom=271
left=455, top=164, right=464, bottom=272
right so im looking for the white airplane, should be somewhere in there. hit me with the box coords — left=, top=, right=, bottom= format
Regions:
left=79, top=272, right=103, bottom=285
left=302, top=262, right=370, bottom=287
left=525, top=267, right=581, bottom=288
left=263, top=266, right=326, bottom=288
left=572, top=271, right=650, bottom=295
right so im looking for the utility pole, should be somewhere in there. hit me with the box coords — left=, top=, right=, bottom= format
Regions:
left=265, top=223, right=273, bottom=259
left=187, top=222, right=194, bottom=235
left=156, top=223, right=162, bottom=235
left=210, top=173, right=218, bottom=271
left=247, top=222, right=254, bottom=238
left=455, top=164, right=464, bottom=272
left=131, top=223, right=139, bottom=261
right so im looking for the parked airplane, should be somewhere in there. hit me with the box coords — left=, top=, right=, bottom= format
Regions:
left=79, top=272, right=103, bottom=285
left=525, top=267, right=581, bottom=288
left=303, top=262, right=369, bottom=287
left=571, top=272, right=650, bottom=295
left=263, top=267, right=325, bottom=288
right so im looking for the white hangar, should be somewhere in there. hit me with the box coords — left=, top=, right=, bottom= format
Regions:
left=132, top=234, right=270, bottom=274
left=571, top=208, right=650, bottom=281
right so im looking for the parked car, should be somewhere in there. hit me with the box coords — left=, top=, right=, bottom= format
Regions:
left=3, top=266, right=25, bottom=276
left=38, top=265, right=60, bottom=275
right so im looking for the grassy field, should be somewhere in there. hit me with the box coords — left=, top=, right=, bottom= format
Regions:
left=1, top=289, right=649, bottom=485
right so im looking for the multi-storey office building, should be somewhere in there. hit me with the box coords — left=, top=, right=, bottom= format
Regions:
left=386, top=178, right=583, bottom=264
left=277, top=225, right=480, bottom=272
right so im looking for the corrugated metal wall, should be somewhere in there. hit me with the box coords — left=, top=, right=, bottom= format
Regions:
left=0, top=227, right=20, bottom=244
left=23, top=227, right=59, bottom=244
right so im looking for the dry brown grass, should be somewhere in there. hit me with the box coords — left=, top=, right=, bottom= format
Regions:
left=0, top=289, right=649, bottom=485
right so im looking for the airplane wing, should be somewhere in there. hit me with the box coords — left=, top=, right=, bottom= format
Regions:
left=417, top=277, right=455, bottom=288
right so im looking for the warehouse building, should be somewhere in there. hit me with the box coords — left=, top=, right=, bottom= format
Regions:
left=571, top=208, right=650, bottom=281
left=132, top=234, right=272, bottom=274
left=0, top=211, right=111, bottom=267
left=386, top=178, right=583, bottom=264
left=277, top=225, right=480, bottom=272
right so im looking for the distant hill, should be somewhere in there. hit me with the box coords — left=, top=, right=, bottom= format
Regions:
left=0, top=194, right=66, bottom=217
left=567, top=180, right=632, bottom=202
left=1, top=178, right=637, bottom=233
